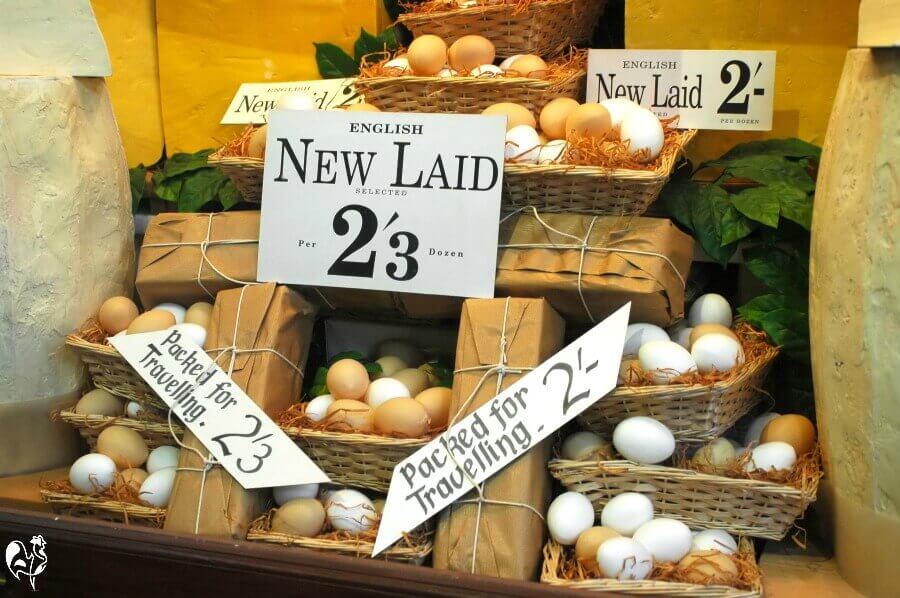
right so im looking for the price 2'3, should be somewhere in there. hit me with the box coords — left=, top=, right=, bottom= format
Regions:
left=327, top=204, right=420, bottom=281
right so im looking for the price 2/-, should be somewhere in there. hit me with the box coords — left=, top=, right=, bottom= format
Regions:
left=717, top=59, right=767, bottom=115
left=327, top=204, right=420, bottom=281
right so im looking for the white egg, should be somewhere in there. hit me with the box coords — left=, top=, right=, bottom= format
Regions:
left=377, top=339, right=423, bottom=367
left=146, top=445, right=180, bottom=473
left=691, top=333, right=744, bottom=374
left=623, top=323, right=669, bottom=356
left=596, top=537, right=653, bottom=580
left=691, top=529, right=738, bottom=555
left=638, top=341, right=697, bottom=384
left=275, top=92, right=317, bottom=111
left=437, top=65, right=458, bottom=77
left=153, top=302, right=186, bottom=323
left=125, top=400, right=144, bottom=418
left=305, top=394, right=335, bottom=422
left=273, top=483, right=319, bottom=506
left=726, top=438, right=743, bottom=450
left=600, top=98, right=640, bottom=130
left=600, top=492, right=654, bottom=536
left=561, top=431, right=608, bottom=461
left=471, top=64, right=503, bottom=77
left=365, top=377, right=411, bottom=409
left=537, top=139, right=568, bottom=164
left=325, top=488, right=377, bottom=533
left=613, top=417, right=675, bottom=465
left=667, top=320, right=693, bottom=350
left=170, top=322, right=207, bottom=347
left=688, top=293, right=733, bottom=327
left=69, top=453, right=117, bottom=494
left=139, top=467, right=176, bottom=507
left=505, top=125, right=541, bottom=163
left=384, top=56, right=411, bottom=74
left=744, top=412, right=780, bottom=446
left=745, top=441, right=797, bottom=472
left=546, top=492, right=595, bottom=545
left=692, top=437, right=736, bottom=467
left=620, top=108, right=665, bottom=162
left=632, top=518, right=692, bottom=563
left=499, top=55, right=524, bottom=71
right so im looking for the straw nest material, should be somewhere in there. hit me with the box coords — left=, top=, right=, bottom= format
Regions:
left=541, top=538, right=762, bottom=597
left=577, top=323, right=779, bottom=443
left=55, top=408, right=182, bottom=450
left=40, top=479, right=165, bottom=527
left=246, top=509, right=433, bottom=564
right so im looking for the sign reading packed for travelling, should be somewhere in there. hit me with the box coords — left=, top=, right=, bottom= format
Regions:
left=257, top=110, right=506, bottom=298
left=587, top=50, right=776, bottom=130
left=110, top=330, right=330, bottom=490
left=372, top=304, right=631, bottom=556
left=220, top=78, right=361, bottom=124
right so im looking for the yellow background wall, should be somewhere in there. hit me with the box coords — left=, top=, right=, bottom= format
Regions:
left=626, top=0, right=859, bottom=162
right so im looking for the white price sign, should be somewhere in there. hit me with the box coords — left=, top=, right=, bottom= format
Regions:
left=110, top=330, right=330, bottom=489
left=257, top=110, right=505, bottom=298
left=373, top=303, right=630, bottom=556
left=587, top=50, right=776, bottom=131
left=220, top=79, right=361, bottom=125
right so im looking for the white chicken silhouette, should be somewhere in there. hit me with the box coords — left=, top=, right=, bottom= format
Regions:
left=5, top=535, right=48, bottom=591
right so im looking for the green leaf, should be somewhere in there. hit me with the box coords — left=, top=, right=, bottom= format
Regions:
left=717, top=138, right=821, bottom=161
left=660, top=177, right=698, bottom=231
left=354, top=28, right=384, bottom=64
left=176, top=168, right=226, bottom=212
left=365, top=362, right=383, bottom=376
left=742, top=245, right=809, bottom=293
left=719, top=155, right=816, bottom=193
left=379, top=26, right=399, bottom=50
left=315, top=42, right=359, bottom=78
left=719, top=203, right=757, bottom=246
left=690, top=184, right=739, bottom=266
left=129, top=165, right=147, bottom=214
left=161, top=149, right=214, bottom=179
left=153, top=176, right=183, bottom=202
left=732, top=185, right=782, bottom=228
left=217, top=179, right=242, bottom=210
left=738, top=294, right=810, bottom=362
left=779, top=191, right=814, bottom=231
left=312, top=366, right=328, bottom=387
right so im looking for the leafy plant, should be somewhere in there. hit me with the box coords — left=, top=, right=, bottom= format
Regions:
left=661, top=138, right=820, bottom=363
left=315, top=27, right=400, bottom=78
left=130, top=149, right=242, bottom=214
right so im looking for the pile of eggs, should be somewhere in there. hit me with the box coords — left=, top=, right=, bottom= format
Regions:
left=309, top=339, right=452, bottom=438
left=547, top=490, right=741, bottom=583
left=98, top=295, right=213, bottom=349
left=269, top=483, right=380, bottom=538
left=493, top=96, right=666, bottom=165
left=619, top=293, right=744, bottom=385
left=68, top=435, right=180, bottom=508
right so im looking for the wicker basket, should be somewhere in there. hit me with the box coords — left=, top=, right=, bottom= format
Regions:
left=40, top=488, right=165, bottom=527
left=549, top=459, right=819, bottom=540
left=577, top=340, right=779, bottom=443
left=57, top=408, right=182, bottom=450
left=65, top=321, right=166, bottom=411
left=246, top=509, right=433, bottom=564
left=397, top=0, right=607, bottom=57
left=502, top=129, right=697, bottom=216
left=208, top=154, right=264, bottom=204
left=282, top=426, right=430, bottom=493
left=541, top=539, right=762, bottom=597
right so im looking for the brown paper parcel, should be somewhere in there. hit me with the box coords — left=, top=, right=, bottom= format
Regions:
left=495, top=213, right=693, bottom=326
left=433, top=298, right=565, bottom=580
left=164, top=283, right=317, bottom=539
left=136, top=211, right=260, bottom=308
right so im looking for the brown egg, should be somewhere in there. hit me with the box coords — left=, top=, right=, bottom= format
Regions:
left=689, top=324, right=739, bottom=349
left=760, top=414, right=817, bottom=456
left=575, top=527, right=621, bottom=575
left=393, top=368, right=430, bottom=397
left=565, top=103, right=612, bottom=141
left=374, top=398, right=430, bottom=437
left=415, top=387, right=452, bottom=429
left=97, top=425, right=149, bottom=469
left=617, top=358, right=642, bottom=385
left=127, top=310, right=176, bottom=335
left=247, top=124, right=267, bottom=158
left=272, top=498, right=326, bottom=537
left=677, top=551, right=739, bottom=585
left=540, top=97, right=580, bottom=140
left=114, top=468, right=149, bottom=494
left=326, top=359, right=370, bottom=401
left=407, top=34, right=448, bottom=76
left=325, top=399, right=375, bottom=433
left=75, top=388, right=124, bottom=416
left=448, top=35, right=496, bottom=72
left=345, top=102, right=381, bottom=112
left=507, top=54, right=548, bottom=79
left=98, top=296, right=140, bottom=335
left=482, top=102, right=536, bottom=131
left=184, top=302, right=213, bottom=329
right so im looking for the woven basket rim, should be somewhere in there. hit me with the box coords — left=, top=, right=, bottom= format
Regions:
left=66, top=330, right=120, bottom=357
left=355, top=68, right=584, bottom=91
left=398, top=0, right=585, bottom=23
left=540, top=539, right=763, bottom=597
left=40, top=488, right=166, bottom=520
left=57, top=408, right=182, bottom=436
left=282, top=425, right=434, bottom=448
left=209, top=154, right=264, bottom=166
